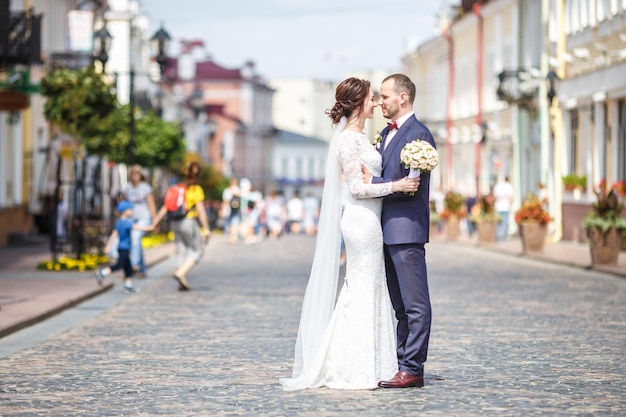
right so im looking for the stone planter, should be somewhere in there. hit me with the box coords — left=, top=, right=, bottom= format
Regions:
left=519, top=221, right=547, bottom=253
left=445, top=215, right=460, bottom=240
left=587, top=227, right=622, bottom=266
left=476, top=220, right=496, bottom=244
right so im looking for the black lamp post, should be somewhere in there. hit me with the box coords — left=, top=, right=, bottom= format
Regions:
left=546, top=70, right=558, bottom=105
left=153, top=89, right=164, bottom=117
left=189, top=87, right=204, bottom=119
left=93, top=24, right=112, bottom=71
left=475, top=121, right=488, bottom=198
left=150, top=24, right=172, bottom=77
left=480, top=121, right=488, bottom=145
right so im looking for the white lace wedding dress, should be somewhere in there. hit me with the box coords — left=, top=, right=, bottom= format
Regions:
left=298, top=131, right=398, bottom=390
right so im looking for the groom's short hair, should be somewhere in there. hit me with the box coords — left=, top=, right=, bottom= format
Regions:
left=383, top=74, right=416, bottom=105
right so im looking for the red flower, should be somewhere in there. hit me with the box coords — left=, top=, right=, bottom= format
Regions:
left=612, top=180, right=625, bottom=197
left=515, top=194, right=551, bottom=225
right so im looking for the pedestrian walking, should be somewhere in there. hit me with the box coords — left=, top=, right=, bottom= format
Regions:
left=493, top=176, right=514, bottom=241
left=302, top=192, right=320, bottom=236
left=286, top=190, right=304, bottom=234
left=265, top=189, right=286, bottom=239
left=152, top=162, right=211, bottom=291
left=221, top=178, right=242, bottom=245
left=122, top=165, right=157, bottom=278
left=94, top=200, right=154, bottom=293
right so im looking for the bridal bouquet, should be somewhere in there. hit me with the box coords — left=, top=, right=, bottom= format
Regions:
left=400, top=139, right=439, bottom=195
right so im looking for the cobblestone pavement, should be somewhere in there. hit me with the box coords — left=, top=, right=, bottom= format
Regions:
left=0, top=234, right=625, bottom=416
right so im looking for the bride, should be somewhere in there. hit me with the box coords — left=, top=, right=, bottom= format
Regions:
left=280, top=78, right=419, bottom=390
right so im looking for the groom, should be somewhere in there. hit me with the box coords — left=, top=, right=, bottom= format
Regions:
left=371, top=74, right=435, bottom=388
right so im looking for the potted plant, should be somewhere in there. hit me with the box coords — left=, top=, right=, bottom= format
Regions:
left=439, top=191, right=466, bottom=240
left=469, top=194, right=499, bottom=244
left=581, top=189, right=626, bottom=265
left=515, top=193, right=551, bottom=253
left=562, top=174, right=587, bottom=199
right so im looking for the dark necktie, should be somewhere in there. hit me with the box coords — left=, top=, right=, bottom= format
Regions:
left=387, top=121, right=398, bottom=131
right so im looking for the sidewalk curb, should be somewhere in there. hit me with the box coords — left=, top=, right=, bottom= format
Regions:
left=438, top=237, right=626, bottom=279
left=0, top=282, right=114, bottom=339
left=0, top=243, right=176, bottom=340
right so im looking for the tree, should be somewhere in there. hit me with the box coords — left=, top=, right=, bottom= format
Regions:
left=198, top=164, right=229, bottom=202
left=40, top=67, right=118, bottom=144
left=41, top=68, right=186, bottom=169
left=104, top=108, right=186, bottom=169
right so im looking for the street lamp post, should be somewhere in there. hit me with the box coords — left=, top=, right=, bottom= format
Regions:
left=150, top=24, right=172, bottom=78
left=93, top=25, right=112, bottom=72
left=189, top=87, right=204, bottom=119
left=93, top=23, right=172, bottom=166
left=546, top=70, right=558, bottom=106
left=150, top=24, right=171, bottom=120
left=476, top=121, right=487, bottom=197
left=187, top=87, right=205, bottom=157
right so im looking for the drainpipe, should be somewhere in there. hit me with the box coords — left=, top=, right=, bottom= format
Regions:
left=551, top=0, right=565, bottom=241
left=538, top=0, right=551, bottom=238
left=443, top=24, right=455, bottom=190
left=473, top=1, right=484, bottom=197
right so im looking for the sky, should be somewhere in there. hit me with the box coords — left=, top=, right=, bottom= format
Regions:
left=142, top=0, right=447, bottom=82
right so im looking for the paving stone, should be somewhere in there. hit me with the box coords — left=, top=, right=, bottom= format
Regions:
left=0, top=234, right=624, bottom=416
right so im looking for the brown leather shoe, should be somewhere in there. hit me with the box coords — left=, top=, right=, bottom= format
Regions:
left=378, top=371, right=424, bottom=388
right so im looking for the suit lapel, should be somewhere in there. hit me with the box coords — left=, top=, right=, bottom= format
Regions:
left=382, top=121, right=410, bottom=170
left=378, top=127, right=389, bottom=156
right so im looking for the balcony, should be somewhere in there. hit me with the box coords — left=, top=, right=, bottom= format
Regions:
left=0, top=5, right=42, bottom=69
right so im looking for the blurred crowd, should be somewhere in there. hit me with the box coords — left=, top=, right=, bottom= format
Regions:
left=217, top=178, right=320, bottom=245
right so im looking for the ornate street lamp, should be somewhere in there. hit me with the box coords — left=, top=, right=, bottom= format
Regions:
left=546, top=70, right=558, bottom=105
left=150, top=24, right=172, bottom=77
left=93, top=24, right=112, bottom=71
left=189, top=87, right=204, bottom=119
left=496, top=69, right=538, bottom=109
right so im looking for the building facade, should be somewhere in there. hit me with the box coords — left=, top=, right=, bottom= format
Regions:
left=271, top=129, right=328, bottom=199
left=0, top=0, right=83, bottom=245
left=405, top=0, right=626, bottom=242
left=554, top=0, right=626, bottom=241
left=164, top=57, right=275, bottom=192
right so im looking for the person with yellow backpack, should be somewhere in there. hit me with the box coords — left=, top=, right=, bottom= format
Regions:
left=153, top=162, right=210, bottom=291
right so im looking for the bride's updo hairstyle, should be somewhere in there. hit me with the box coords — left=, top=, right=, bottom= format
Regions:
left=326, top=78, right=371, bottom=124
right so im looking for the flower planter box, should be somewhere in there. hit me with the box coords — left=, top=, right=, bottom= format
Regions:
left=520, top=221, right=547, bottom=253
left=445, top=215, right=460, bottom=240
left=587, top=227, right=622, bottom=265
left=476, top=221, right=496, bottom=244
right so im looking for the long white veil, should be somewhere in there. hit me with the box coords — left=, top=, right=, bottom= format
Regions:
left=280, top=116, right=347, bottom=391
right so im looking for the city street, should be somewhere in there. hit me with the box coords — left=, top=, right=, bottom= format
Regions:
left=0, top=234, right=625, bottom=416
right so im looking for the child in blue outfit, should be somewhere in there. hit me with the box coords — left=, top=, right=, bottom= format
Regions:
left=95, top=200, right=154, bottom=293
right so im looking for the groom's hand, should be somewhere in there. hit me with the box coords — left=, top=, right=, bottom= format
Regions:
left=361, top=164, right=372, bottom=184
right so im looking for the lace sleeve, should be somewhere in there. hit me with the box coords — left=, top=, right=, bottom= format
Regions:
left=337, top=133, right=392, bottom=199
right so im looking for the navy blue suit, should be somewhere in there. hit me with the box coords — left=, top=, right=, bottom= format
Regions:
left=372, top=114, right=435, bottom=377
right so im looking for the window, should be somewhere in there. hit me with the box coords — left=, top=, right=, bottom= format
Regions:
left=597, top=0, right=609, bottom=21
left=569, top=110, right=579, bottom=173
left=281, top=156, right=289, bottom=179
left=308, top=156, right=315, bottom=180
left=579, top=0, right=589, bottom=28
left=296, top=157, right=303, bottom=180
